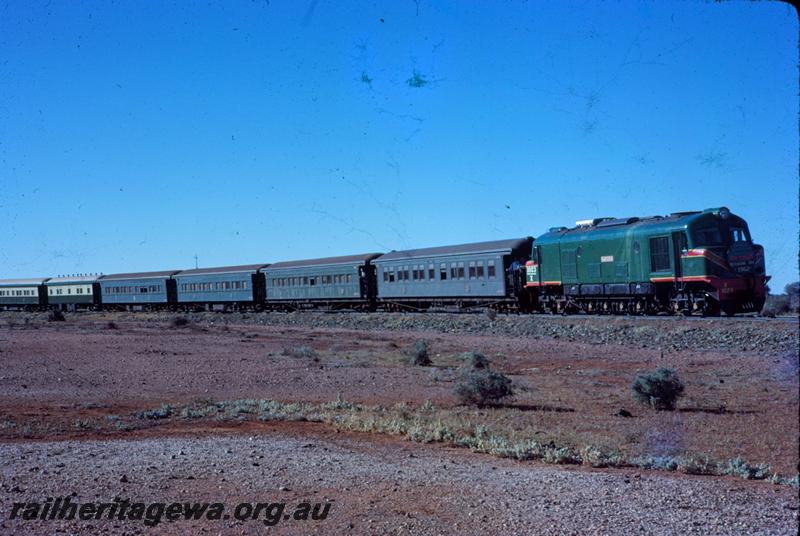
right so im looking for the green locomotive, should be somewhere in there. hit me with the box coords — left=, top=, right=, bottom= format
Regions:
left=525, top=207, right=768, bottom=316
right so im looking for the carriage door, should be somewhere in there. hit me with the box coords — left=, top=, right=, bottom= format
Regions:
left=671, top=232, right=687, bottom=286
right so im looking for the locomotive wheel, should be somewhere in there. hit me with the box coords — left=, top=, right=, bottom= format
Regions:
left=702, top=300, right=721, bottom=317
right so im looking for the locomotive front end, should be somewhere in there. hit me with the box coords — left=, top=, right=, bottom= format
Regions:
left=684, top=207, right=769, bottom=315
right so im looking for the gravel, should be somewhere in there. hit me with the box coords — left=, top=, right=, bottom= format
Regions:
left=4, top=311, right=796, bottom=355
left=1, top=427, right=797, bottom=535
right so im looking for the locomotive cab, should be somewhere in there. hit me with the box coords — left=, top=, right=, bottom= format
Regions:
left=683, top=208, right=769, bottom=314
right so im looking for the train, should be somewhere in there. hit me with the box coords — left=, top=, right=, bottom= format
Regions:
left=0, top=207, right=769, bottom=317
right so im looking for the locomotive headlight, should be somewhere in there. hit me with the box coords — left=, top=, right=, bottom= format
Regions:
left=718, top=207, right=730, bottom=219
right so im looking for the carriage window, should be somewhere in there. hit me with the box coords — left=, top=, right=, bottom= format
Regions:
left=428, top=263, right=435, bottom=280
left=633, top=241, right=640, bottom=254
left=477, top=262, right=485, bottom=278
left=488, top=260, right=496, bottom=278
left=649, top=237, right=671, bottom=272
left=457, top=262, right=465, bottom=279
left=440, top=263, right=447, bottom=280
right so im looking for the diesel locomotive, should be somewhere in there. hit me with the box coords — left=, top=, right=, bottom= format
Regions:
left=0, top=207, right=769, bottom=316
left=524, top=207, right=768, bottom=316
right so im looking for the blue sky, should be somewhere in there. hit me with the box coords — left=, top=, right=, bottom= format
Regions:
left=1, top=1, right=797, bottom=290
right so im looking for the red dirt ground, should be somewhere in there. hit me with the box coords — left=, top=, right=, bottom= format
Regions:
left=0, top=313, right=797, bottom=534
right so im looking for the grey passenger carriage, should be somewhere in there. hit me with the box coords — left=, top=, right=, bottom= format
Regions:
left=175, top=264, right=270, bottom=311
left=98, top=270, right=180, bottom=310
left=374, top=237, right=533, bottom=310
left=264, top=253, right=382, bottom=310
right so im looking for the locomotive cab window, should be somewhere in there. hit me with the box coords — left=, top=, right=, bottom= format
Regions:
left=693, top=227, right=723, bottom=247
left=729, top=226, right=750, bottom=243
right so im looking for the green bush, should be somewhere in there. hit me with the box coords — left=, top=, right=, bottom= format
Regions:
left=171, top=316, right=190, bottom=328
left=786, top=282, right=800, bottom=312
left=281, top=346, right=317, bottom=359
left=631, top=367, right=684, bottom=410
left=461, top=351, right=490, bottom=370
left=762, top=282, right=800, bottom=316
left=454, top=369, right=513, bottom=407
left=761, top=294, right=790, bottom=317
left=723, top=457, right=772, bottom=480
left=137, top=404, right=174, bottom=420
left=405, top=340, right=431, bottom=366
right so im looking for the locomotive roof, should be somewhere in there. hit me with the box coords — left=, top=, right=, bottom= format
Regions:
left=175, top=264, right=270, bottom=276
left=0, top=277, right=50, bottom=286
left=99, top=270, right=182, bottom=281
left=376, top=237, right=533, bottom=262
left=539, top=207, right=744, bottom=241
left=267, top=253, right=383, bottom=270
